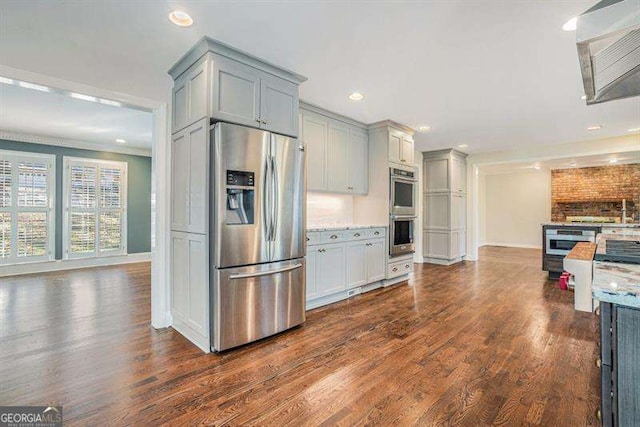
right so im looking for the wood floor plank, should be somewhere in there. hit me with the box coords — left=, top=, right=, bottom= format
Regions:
left=0, top=248, right=600, bottom=426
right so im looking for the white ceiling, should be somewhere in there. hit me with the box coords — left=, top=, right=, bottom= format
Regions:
left=0, top=83, right=153, bottom=150
left=0, top=1, right=639, bottom=154
left=480, top=151, right=640, bottom=175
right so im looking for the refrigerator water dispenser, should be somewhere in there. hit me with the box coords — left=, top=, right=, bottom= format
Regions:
left=225, top=170, right=254, bottom=225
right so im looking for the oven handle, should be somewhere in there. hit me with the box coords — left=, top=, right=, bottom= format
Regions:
left=391, top=215, right=418, bottom=220
left=391, top=176, right=417, bottom=184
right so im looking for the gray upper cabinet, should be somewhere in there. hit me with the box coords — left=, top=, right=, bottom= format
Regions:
left=172, top=59, right=209, bottom=134
left=260, top=73, right=299, bottom=137
left=211, top=56, right=260, bottom=128
left=300, top=104, right=369, bottom=195
left=168, top=37, right=307, bottom=138
left=301, top=111, right=328, bottom=190
left=348, top=128, right=368, bottom=194
left=327, top=121, right=350, bottom=192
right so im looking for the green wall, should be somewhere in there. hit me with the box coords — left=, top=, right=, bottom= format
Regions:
left=0, top=139, right=152, bottom=258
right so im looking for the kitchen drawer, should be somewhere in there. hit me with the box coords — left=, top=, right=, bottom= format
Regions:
left=345, top=229, right=368, bottom=240
left=388, top=259, right=413, bottom=279
left=321, top=230, right=348, bottom=243
left=365, top=228, right=386, bottom=239
left=306, top=232, right=321, bottom=246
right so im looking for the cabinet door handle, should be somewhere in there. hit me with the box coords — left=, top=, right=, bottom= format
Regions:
left=306, top=237, right=310, bottom=241
left=256, top=118, right=261, bottom=123
left=354, top=233, right=361, bottom=237
left=374, top=231, right=380, bottom=235
left=405, top=264, right=410, bottom=268
left=330, top=234, right=338, bottom=239
left=596, top=358, right=601, bottom=368
left=318, top=248, right=324, bottom=253
left=596, top=410, right=601, bottom=421
left=261, top=120, right=267, bottom=124
left=401, top=159, right=406, bottom=163
left=392, top=267, right=398, bottom=272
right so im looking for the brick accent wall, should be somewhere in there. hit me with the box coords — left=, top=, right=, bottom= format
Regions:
left=551, top=163, right=640, bottom=222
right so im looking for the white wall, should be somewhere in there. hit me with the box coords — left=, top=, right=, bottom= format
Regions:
left=478, top=173, right=486, bottom=245
left=483, top=170, right=550, bottom=248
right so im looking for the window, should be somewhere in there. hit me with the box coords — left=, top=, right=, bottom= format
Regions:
left=0, top=150, right=55, bottom=264
left=63, top=157, right=127, bottom=259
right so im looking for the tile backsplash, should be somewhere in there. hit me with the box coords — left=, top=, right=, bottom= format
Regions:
left=307, top=193, right=354, bottom=227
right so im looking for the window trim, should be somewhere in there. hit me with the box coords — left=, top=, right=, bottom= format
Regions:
left=0, top=149, right=56, bottom=265
left=62, top=156, right=128, bottom=260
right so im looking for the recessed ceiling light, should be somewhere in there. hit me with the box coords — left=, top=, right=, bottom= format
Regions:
left=562, top=17, right=577, bottom=31
left=458, top=144, right=468, bottom=148
left=348, top=92, right=364, bottom=101
left=116, top=139, right=127, bottom=144
left=533, top=164, right=541, bottom=170
left=169, top=10, right=193, bottom=27
left=587, top=125, right=602, bottom=131
left=609, top=158, right=618, bottom=164
left=581, top=95, right=587, bottom=100
left=628, top=127, right=640, bottom=132
left=418, top=126, right=431, bottom=132
left=17, top=81, right=50, bottom=92
left=0, top=76, right=14, bottom=85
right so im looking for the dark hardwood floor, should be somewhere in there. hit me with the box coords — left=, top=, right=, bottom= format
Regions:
left=0, top=247, right=600, bottom=426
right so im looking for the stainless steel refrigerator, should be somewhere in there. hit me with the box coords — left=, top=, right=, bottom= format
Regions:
left=210, top=122, right=306, bottom=352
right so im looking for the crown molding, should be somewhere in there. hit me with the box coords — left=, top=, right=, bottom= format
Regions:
left=0, top=130, right=152, bottom=157
left=168, top=36, right=308, bottom=83
left=300, top=100, right=368, bottom=130
left=368, top=120, right=416, bottom=136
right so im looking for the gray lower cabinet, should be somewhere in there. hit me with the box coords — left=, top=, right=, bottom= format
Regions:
left=170, top=231, right=209, bottom=351
left=600, top=302, right=640, bottom=427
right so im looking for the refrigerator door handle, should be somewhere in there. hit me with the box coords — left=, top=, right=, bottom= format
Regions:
left=263, top=154, right=272, bottom=242
left=228, top=263, right=303, bottom=280
left=270, top=154, right=278, bottom=242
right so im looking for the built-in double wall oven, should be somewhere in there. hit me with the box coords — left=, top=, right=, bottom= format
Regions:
left=390, top=166, right=417, bottom=256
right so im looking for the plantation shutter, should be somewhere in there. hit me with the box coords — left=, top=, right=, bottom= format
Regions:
left=0, top=151, right=54, bottom=264
left=65, top=158, right=127, bottom=259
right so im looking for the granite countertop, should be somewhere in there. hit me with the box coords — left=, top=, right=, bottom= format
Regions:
left=542, top=222, right=640, bottom=228
left=566, top=242, right=596, bottom=261
left=593, top=261, right=640, bottom=308
left=307, top=224, right=388, bottom=232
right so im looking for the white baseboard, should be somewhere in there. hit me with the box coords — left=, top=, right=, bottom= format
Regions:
left=423, top=257, right=464, bottom=266
left=384, top=275, right=409, bottom=287
left=482, top=242, right=542, bottom=249
left=306, top=280, right=385, bottom=311
left=0, top=252, right=151, bottom=277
